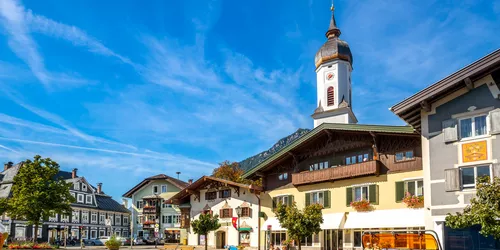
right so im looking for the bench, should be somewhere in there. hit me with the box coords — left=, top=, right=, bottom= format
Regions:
left=164, top=244, right=178, bottom=250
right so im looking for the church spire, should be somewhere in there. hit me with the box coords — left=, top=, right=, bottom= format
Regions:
left=325, top=2, right=341, bottom=38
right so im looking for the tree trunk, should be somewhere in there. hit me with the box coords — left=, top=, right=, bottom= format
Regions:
left=297, top=237, right=301, bottom=250
left=204, top=234, right=208, bottom=250
left=33, top=223, right=39, bottom=243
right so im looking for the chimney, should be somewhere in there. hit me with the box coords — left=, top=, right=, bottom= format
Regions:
left=188, top=179, right=193, bottom=185
left=122, top=198, right=129, bottom=208
left=72, top=168, right=78, bottom=178
left=97, top=183, right=102, bottom=194
left=3, top=162, right=13, bottom=171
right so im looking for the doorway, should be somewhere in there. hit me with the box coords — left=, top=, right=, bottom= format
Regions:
left=216, top=231, right=226, bottom=249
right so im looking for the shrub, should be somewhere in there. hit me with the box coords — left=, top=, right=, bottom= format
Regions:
left=104, top=235, right=122, bottom=250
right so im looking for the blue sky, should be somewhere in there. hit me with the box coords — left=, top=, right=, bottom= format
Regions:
left=0, top=0, right=499, bottom=200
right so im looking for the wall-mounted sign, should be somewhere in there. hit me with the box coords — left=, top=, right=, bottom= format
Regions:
left=462, top=140, right=488, bottom=163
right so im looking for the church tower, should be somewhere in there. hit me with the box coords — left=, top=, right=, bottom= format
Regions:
left=312, top=4, right=357, bottom=127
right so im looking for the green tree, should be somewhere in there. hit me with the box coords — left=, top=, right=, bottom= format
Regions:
left=446, top=176, right=500, bottom=239
left=212, top=161, right=262, bottom=186
left=7, top=155, right=75, bottom=242
left=191, top=213, right=221, bottom=250
left=274, top=202, right=323, bottom=250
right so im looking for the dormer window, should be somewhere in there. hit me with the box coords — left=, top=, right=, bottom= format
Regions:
left=86, top=195, right=92, bottom=204
left=77, top=194, right=84, bottom=203
left=74, top=182, right=80, bottom=190
left=327, top=87, right=334, bottom=106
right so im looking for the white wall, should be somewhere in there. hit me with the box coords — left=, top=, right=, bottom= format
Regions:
left=188, top=188, right=260, bottom=248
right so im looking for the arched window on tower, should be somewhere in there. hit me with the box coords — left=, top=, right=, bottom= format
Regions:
left=327, top=87, right=334, bottom=106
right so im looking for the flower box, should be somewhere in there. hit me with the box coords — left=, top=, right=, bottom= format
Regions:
left=402, top=192, right=424, bottom=208
left=350, top=199, right=373, bottom=212
left=8, top=242, right=54, bottom=250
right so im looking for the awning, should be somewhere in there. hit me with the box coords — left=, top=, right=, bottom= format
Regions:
left=261, top=218, right=283, bottom=231
left=320, top=213, right=345, bottom=229
left=344, top=209, right=425, bottom=229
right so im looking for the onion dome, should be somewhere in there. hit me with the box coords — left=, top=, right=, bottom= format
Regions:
left=314, top=4, right=353, bottom=69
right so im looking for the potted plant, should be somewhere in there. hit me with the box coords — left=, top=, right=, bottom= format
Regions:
left=402, top=192, right=424, bottom=208
left=350, top=199, right=373, bottom=212
left=104, top=235, right=122, bottom=250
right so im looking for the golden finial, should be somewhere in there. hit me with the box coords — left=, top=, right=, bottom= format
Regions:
left=331, top=0, right=335, bottom=11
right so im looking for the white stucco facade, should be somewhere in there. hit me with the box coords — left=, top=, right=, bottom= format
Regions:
left=188, top=188, right=260, bottom=249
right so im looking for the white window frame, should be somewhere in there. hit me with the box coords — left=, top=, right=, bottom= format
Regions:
left=90, top=230, right=97, bottom=239
left=99, top=230, right=105, bottom=237
left=115, top=215, right=121, bottom=225
left=275, top=195, right=289, bottom=205
left=82, top=211, right=89, bottom=223
left=100, top=214, right=105, bottom=224
left=86, top=195, right=92, bottom=204
left=404, top=179, right=424, bottom=196
left=278, top=172, right=288, bottom=181
left=123, top=216, right=129, bottom=225
left=72, top=211, right=80, bottom=223
left=459, top=114, right=489, bottom=140
left=71, top=192, right=76, bottom=198
left=161, top=185, right=167, bottom=193
left=91, top=212, right=98, bottom=224
left=308, top=191, right=325, bottom=206
left=460, top=165, right=492, bottom=189
left=137, top=200, right=144, bottom=209
left=74, top=182, right=80, bottom=190
left=153, top=185, right=159, bottom=194
left=353, top=185, right=370, bottom=201
left=82, top=183, right=87, bottom=192
left=309, top=161, right=329, bottom=171
left=77, top=194, right=84, bottom=203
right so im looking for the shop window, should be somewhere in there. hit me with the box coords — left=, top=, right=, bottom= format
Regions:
left=354, top=231, right=362, bottom=248
left=270, top=231, right=287, bottom=246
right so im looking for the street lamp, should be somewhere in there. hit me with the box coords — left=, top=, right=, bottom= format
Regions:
left=235, top=206, right=242, bottom=246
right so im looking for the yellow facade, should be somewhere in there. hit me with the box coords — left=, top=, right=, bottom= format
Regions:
left=259, top=170, right=424, bottom=249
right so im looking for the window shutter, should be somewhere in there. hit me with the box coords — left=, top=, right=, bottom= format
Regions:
left=229, top=209, right=233, bottom=218
left=490, top=109, right=500, bottom=135
left=369, top=185, right=378, bottom=205
left=444, top=168, right=461, bottom=192
left=249, top=208, right=253, bottom=218
left=219, top=209, right=223, bottom=218
left=442, top=119, right=458, bottom=142
left=492, top=163, right=500, bottom=178
left=323, top=191, right=331, bottom=208
left=305, top=193, right=311, bottom=207
left=395, top=181, right=405, bottom=203
left=346, top=187, right=353, bottom=207
left=288, top=195, right=294, bottom=206
left=272, top=197, right=277, bottom=211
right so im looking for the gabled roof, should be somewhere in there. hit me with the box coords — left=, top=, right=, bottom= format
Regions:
left=242, top=122, right=416, bottom=179
left=391, top=48, right=500, bottom=132
left=165, top=176, right=262, bottom=205
left=122, top=174, right=189, bottom=198
left=95, top=194, right=130, bottom=213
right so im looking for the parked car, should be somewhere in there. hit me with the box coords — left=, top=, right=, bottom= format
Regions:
left=118, top=237, right=131, bottom=246
left=85, top=236, right=111, bottom=246
left=133, top=237, right=146, bottom=245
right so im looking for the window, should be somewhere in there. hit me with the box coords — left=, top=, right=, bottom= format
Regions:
left=327, top=86, right=334, bottom=106
left=354, top=186, right=369, bottom=201
left=82, top=183, right=87, bottom=191
left=136, top=201, right=143, bottom=209
left=309, top=161, right=329, bottom=171
left=61, top=214, right=69, bottom=222
left=309, top=191, right=324, bottom=206
left=278, top=172, right=288, bottom=181
left=74, top=182, right=80, bottom=190
left=300, top=234, right=317, bottom=246
left=219, top=189, right=231, bottom=198
left=220, top=208, right=232, bottom=218
left=275, top=196, right=289, bottom=205
left=161, top=185, right=167, bottom=193
left=123, top=216, right=129, bottom=225
left=86, top=195, right=92, bottom=204
left=82, top=211, right=89, bottom=223
left=461, top=165, right=491, bottom=189
left=123, top=231, right=129, bottom=237
left=91, top=230, right=97, bottom=239
left=460, top=114, right=488, bottom=139
left=396, top=150, right=415, bottom=162
left=271, top=231, right=287, bottom=246
left=72, top=211, right=79, bottom=223
left=162, top=203, right=172, bottom=209
left=241, top=207, right=252, bottom=217
left=205, top=191, right=217, bottom=200
left=405, top=179, right=424, bottom=196
left=100, top=214, right=105, bottom=224
left=153, top=185, right=159, bottom=194
left=71, top=192, right=76, bottom=198
left=116, top=215, right=121, bottom=225
left=172, top=215, right=180, bottom=223
left=77, top=194, right=84, bottom=203
left=99, top=231, right=105, bottom=237
left=109, top=214, right=114, bottom=225
left=346, top=153, right=370, bottom=165
left=354, top=231, right=362, bottom=247
left=91, top=213, right=97, bottom=223
left=167, top=215, right=173, bottom=223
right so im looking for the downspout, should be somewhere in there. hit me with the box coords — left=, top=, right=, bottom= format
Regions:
left=253, top=191, right=261, bottom=250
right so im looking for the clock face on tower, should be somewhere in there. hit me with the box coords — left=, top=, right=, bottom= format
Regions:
left=325, top=72, right=335, bottom=81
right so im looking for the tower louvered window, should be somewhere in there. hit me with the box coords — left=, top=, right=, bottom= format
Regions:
left=327, top=87, right=334, bottom=106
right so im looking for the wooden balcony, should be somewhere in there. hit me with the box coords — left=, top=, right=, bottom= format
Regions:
left=291, top=160, right=381, bottom=186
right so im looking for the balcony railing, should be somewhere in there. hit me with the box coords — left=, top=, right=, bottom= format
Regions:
left=291, top=160, right=381, bottom=186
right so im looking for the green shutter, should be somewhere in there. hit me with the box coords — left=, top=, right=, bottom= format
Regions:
left=346, top=187, right=353, bottom=206
left=305, top=193, right=311, bottom=207
left=395, top=181, right=405, bottom=202
left=288, top=195, right=294, bottom=206
left=323, top=191, right=331, bottom=208
left=369, top=185, right=378, bottom=205
left=272, top=197, right=277, bottom=210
